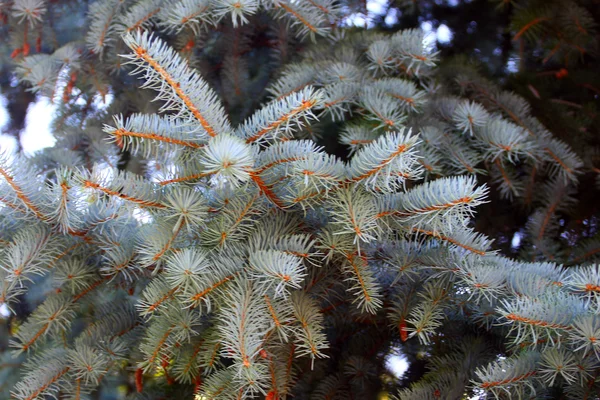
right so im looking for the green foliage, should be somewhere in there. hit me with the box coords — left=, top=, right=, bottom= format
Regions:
left=1, top=0, right=600, bottom=399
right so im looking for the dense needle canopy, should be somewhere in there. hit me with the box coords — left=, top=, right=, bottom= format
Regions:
left=0, top=1, right=599, bottom=399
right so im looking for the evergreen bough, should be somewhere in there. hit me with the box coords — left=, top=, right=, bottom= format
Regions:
left=0, top=0, right=599, bottom=399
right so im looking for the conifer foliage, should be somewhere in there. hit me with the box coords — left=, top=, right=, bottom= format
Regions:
left=1, top=0, right=599, bottom=399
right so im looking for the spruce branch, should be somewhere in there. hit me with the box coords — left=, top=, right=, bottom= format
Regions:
left=85, top=0, right=126, bottom=56
left=158, top=0, right=212, bottom=34
left=199, top=134, right=254, bottom=188
left=117, top=0, right=163, bottom=34
left=67, top=343, right=110, bottom=386
left=200, top=188, right=264, bottom=248
left=474, top=116, right=538, bottom=162
left=371, top=78, right=427, bottom=113
left=381, top=176, right=489, bottom=231
left=339, top=125, right=379, bottom=155
left=539, top=348, right=578, bottom=386
left=0, top=153, right=49, bottom=221
left=53, top=258, right=97, bottom=295
left=10, top=349, right=70, bottom=400
left=565, top=265, right=600, bottom=308
left=273, top=0, right=331, bottom=41
left=77, top=166, right=165, bottom=209
left=213, top=0, right=259, bottom=27
left=236, top=87, right=323, bottom=144
left=347, top=129, right=421, bottom=192
left=185, top=255, right=240, bottom=311
left=3, top=8, right=598, bottom=399
left=122, top=30, right=232, bottom=136
left=570, top=315, right=600, bottom=359
left=11, top=0, right=47, bottom=25
left=319, top=82, right=359, bottom=121
left=290, top=291, right=329, bottom=365
left=10, top=293, right=76, bottom=354
left=248, top=250, right=307, bottom=299
left=105, top=114, right=208, bottom=158
left=498, top=292, right=583, bottom=347
left=343, top=252, right=383, bottom=314
left=267, top=63, right=316, bottom=101
left=218, top=279, right=270, bottom=396
left=163, top=248, right=211, bottom=294
left=329, top=186, right=380, bottom=251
